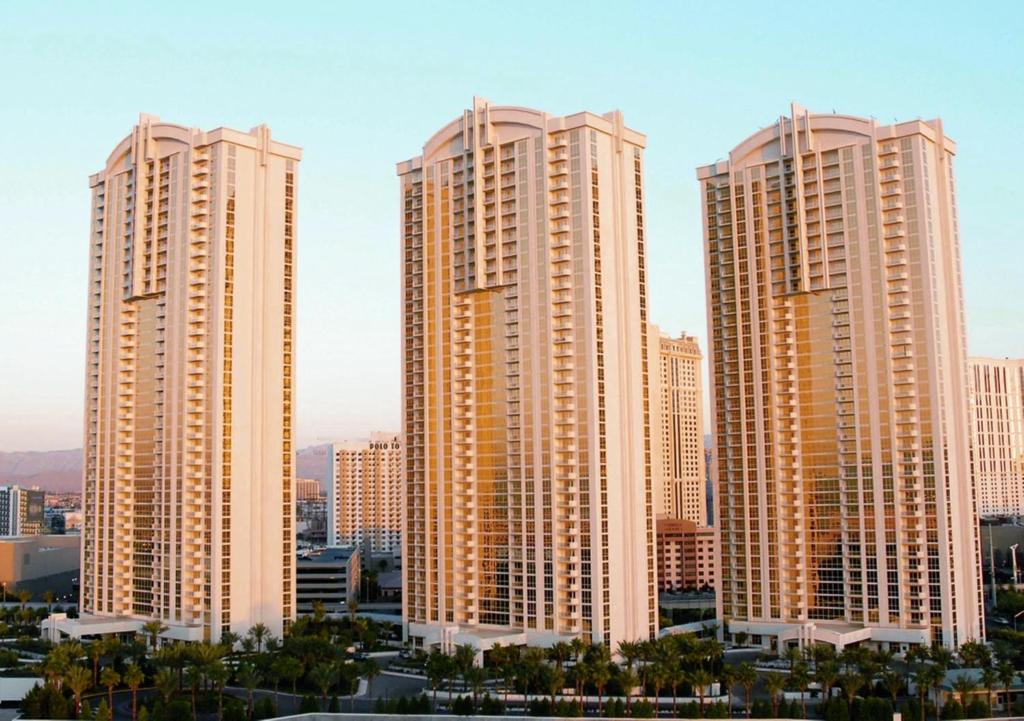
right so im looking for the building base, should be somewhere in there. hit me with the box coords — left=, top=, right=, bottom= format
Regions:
left=725, top=619, right=931, bottom=653
left=406, top=622, right=579, bottom=664
left=43, top=612, right=205, bottom=644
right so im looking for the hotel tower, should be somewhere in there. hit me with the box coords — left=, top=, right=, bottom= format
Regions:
left=969, top=357, right=1024, bottom=516
left=80, top=114, right=300, bottom=642
left=398, top=98, right=656, bottom=651
left=327, top=433, right=403, bottom=554
left=649, top=325, right=707, bottom=523
left=699, top=105, right=983, bottom=650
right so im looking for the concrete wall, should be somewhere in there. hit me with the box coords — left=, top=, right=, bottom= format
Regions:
left=0, top=535, right=79, bottom=585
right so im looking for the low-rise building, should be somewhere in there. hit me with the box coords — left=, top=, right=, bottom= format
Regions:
left=296, top=547, right=360, bottom=616
left=0, top=535, right=80, bottom=598
left=656, top=518, right=716, bottom=592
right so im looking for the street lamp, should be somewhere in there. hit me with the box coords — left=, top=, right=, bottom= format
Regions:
left=1011, top=544, right=1020, bottom=586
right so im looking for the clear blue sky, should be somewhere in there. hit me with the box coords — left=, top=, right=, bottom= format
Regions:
left=1, top=1, right=1021, bottom=452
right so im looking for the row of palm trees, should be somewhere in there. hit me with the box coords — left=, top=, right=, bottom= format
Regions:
left=35, top=622, right=313, bottom=721
left=755, top=640, right=1019, bottom=721
left=422, top=634, right=733, bottom=717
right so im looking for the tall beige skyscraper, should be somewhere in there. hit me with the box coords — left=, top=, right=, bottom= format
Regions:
left=80, top=115, right=299, bottom=642
left=699, top=105, right=984, bottom=650
left=649, top=325, right=707, bottom=523
left=327, top=433, right=403, bottom=555
left=398, top=98, right=656, bottom=652
left=969, top=357, right=1024, bottom=516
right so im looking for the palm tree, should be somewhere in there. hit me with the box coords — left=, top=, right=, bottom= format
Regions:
left=100, top=666, right=120, bottom=713
left=928, top=665, right=947, bottom=718
left=789, top=662, right=811, bottom=718
left=185, top=664, right=202, bottom=719
left=952, top=674, right=977, bottom=713
left=466, top=665, right=487, bottom=705
left=362, top=659, right=381, bottom=701
left=691, top=668, right=714, bottom=718
left=43, top=591, right=55, bottom=613
left=141, top=619, right=168, bottom=651
left=89, top=639, right=107, bottom=686
left=65, top=664, right=92, bottom=716
left=247, top=623, right=269, bottom=653
left=585, top=643, right=612, bottom=716
left=236, top=662, right=263, bottom=720
left=309, top=662, right=335, bottom=710
left=840, top=671, right=865, bottom=715
left=346, top=598, right=359, bottom=623
left=425, top=650, right=450, bottom=709
left=980, top=667, right=998, bottom=716
left=16, top=589, right=31, bottom=609
left=783, top=645, right=802, bottom=672
left=220, top=630, right=241, bottom=652
left=619, top=666, right=640, bottom=716
left=817, top=661, right=839, bottom=702
left=454, top=643, right=477, bottom=684
left=912, top=665, right=935, bottom=721
left=996, top=661, right=1016, bottom=718
left=764, top=672, right=786, bottom=718
left=209, top=661, right=229, bottom=721
left=154, top=667, right=177, bottom=703
left=736, top=663, right=758, bottom=717
left=881, top=669, right=904, bottom=704
left=550, top=641, right=573, bottom=672
left=280, top=656, right=304, bottom=696
left=958, top=641, right=990, bottom=671
left=123, top=663, right=145, bottom=721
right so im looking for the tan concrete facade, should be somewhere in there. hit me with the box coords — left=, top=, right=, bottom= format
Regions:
left=969, top=357, right=1024, bottom=516
left=399, top=98, right=656, bottom=651
left=327, top=433, right=403, bottom=554
left=82, top=114, right=300, bottom=641
left=655, top=517, right=716, bottom=592
left=699, top=105, right=984, bottom=650
left=649, top=326, right=706, bottom=523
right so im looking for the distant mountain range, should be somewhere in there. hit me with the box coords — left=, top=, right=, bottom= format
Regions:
left=0, top=449, right=83, bottom=492
left=0, top=445, right=333, bottom=493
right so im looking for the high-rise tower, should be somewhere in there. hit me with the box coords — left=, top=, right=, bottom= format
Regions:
left=398, top=98, right=655, bottom=651
left=327, top=433, right=403, bottom=555
left=80, top=115, right=300, bottom=641
left=649, top=325, right=707, bottom=523
left=969, top=357, right=1024, bottom=516
left=699, top=105, right=983, bottom=649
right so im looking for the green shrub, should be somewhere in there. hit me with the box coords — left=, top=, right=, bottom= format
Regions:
left=632, top=700, right=656, bottom=718
left=941, top=700, right=965, bottom=720
left=705, top=701, right=730, bottom=718
left=478, top=694, right=505, bottom=715
left=677, top=701, right=701, bottom=718
left=451, top=694, right=476, bottom=716
left=298, top=694, right=319, bottom=713
left=20, top=684, right=72, bottom=720
left=964, top=698, right=990, bottom=719
left=253, top=697, right=277, bottom=720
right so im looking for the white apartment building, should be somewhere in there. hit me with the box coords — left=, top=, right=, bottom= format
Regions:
left=327, top=433, right=403, bottom=555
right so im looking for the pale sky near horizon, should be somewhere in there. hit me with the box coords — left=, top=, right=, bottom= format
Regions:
left=1, top=1, right=1022, bottom=452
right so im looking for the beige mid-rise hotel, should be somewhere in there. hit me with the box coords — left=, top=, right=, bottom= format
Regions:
left=328, top=433, right=403, bottom=555
left=649, top=325, right=707, bottom=523
left=79, top=114, right=299, bottom=642
left=398, top=99, right=656, bottom=652
left=969, top=357, right=1024, bottom=516
left=699, top=105, right=983, bottom=650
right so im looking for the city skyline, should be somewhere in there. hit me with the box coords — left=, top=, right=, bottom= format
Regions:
left=2, top=2, right=1023, bottom=452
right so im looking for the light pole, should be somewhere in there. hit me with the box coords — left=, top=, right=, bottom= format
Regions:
left=1011, top=544, right=1020, bottom=586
